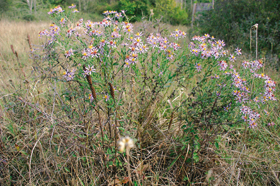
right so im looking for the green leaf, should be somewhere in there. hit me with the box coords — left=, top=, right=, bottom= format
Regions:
left=193, top=152, right=199, bottom=162
left=64, top=167, right=70, bottom=172
left=167, top=155, right=180, bottom=172
left=215, top=141, right=219, bottom=149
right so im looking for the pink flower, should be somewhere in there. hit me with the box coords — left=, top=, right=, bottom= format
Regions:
left=267, top=122, right=275, bottom=126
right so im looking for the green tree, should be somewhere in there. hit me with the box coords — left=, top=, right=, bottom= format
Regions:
left=0, top=0, right=12, bottom=14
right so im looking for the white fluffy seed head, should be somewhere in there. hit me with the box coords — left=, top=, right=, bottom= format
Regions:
left=118, top=136, right=135, bottom=153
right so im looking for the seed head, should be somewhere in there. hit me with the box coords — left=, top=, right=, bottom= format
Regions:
left=108, top=83, right=115, bottom=99
left=118, top=136, right=135, bottom=153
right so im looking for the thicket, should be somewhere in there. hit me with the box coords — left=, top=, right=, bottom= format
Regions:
left=196, top=0, right=280, bottom=60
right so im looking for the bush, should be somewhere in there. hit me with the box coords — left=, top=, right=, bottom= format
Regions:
left=22, top=14, right=36, bottom=21
left=1, top=4, right=278, bottom=185
left=153, top=0, right=189, bottom=25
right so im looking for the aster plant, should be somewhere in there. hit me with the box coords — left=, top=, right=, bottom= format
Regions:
left=28, top=5, right=277, bottom=184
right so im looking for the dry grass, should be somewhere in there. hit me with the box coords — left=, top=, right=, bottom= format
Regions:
left=0, top=21, right=49, bottom=94
left=0, top=20, right=48, bottom=57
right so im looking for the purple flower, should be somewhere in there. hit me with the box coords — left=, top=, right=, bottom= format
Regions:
left=124, top=62, right=130, bottom=68
left=115, top=13, right=123, bottom=19
left=60, top=18, right=66, bottom=25
left=72, top=9, right=79, bottom=13
left=81, top=49, right=89, bottom=60
left=63, top=69, right=76, bottom=81
left=224, top=103, right=231, bottom=112
left=88, top=47, right=99, bottom=58
left=229, top=54, right=236, bottom=62
left=104, top=94, right=109, bottom=102
left=195, top=63, right=202, bottom=72
left=83, top=65, right=95, bottom=77
left=235, top=48, right=242, bottom=55
left=65, top=49, right=73, bottom=58
left=89, top=93, right=94, bottom=102
left=191, top=49, right=199, bottom=56
left=66, top=27, right=75, bottom=37
left=75, top=32, right=81, bottom=37
left=48, top=6, right=64, bottom=14
left=218, top=60, right=227, bottom=71
left=48, top=8, right=55, bottom=15
left=69, top=4, right=76, bottom=9
left=211, top=75, right=219, bottom=79
left=249, top=122, right=257, bottom=128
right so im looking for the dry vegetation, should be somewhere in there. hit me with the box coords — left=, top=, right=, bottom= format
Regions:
left=0, top=20, right=280, bottom=186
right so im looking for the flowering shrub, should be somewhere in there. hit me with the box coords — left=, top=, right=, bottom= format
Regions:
left=29, top=5, right=277, bottom=184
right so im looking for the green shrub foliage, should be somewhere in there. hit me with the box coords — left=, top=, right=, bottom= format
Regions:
left=197, top=0, right=280, bottom=56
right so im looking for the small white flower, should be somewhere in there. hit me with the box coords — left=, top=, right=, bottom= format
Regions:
left=118, top=136, right=135, bottom=153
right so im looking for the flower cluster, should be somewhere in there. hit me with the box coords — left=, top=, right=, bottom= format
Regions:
left=81, top=46, right=100, bottom=60
left=48, top=5, right=64, bottom=14
left=63, top=69, right=76, bottom=81
left=190, top=33, right=277, bottom=128
left=83, top=65, right=96, bottom=77
left=65, top=48, right=73, bottom=58
left=170, top=29, right=186, bottom=40
left=254, top=73, right=276, bottom=102
left=68, top=4, right=76, bottom=9
left=147, top=33, right=180, bottom=60
left=242, top=60, right=276, bottom=103
left=122, top=33, right=151, bottom=67
left=39, top=23, right=60, bottom=45
left=240, top=105, right=260, bottom=128
left=242, top=60, right=263, bottom=71
left=123, top=22, right=133, bottom=33
left=190, top=35, right=228, bottom=60
left=218, top=60, right=228, bottom=71
left=267, top=122, right=275, bottom=126
left=39, top=6, right=277, bottom=129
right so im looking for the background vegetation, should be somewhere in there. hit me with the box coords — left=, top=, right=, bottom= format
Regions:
left=196, top=0, right=280, bottom=65
left=1, top=0, right=279, bottom=60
